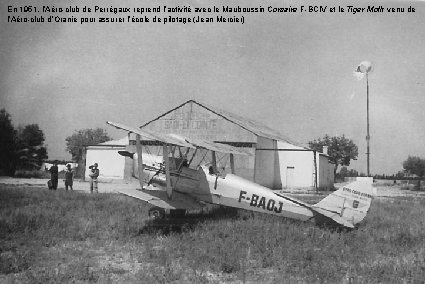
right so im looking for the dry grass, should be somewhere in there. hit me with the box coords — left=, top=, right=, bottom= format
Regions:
left=0, top=184, right=424, bottom=283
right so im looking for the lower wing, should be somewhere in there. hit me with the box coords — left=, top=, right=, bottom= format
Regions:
left=119, top=188, right=204, bottom=210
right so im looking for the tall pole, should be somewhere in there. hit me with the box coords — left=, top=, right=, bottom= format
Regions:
left=313, top=150, right=318, bottom=193
left=366, top=73, right=370, bottom=177
left=355, top=61, right=372, bottom=177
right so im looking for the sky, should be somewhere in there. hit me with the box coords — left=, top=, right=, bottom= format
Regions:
left=0, top=0, right=424, bottom=175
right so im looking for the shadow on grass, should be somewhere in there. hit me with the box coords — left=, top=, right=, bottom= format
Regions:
left=311, top=213, right=355, bottom=233
left=138, top=206, right=240, bottom=235
left=138, top=205, right=353, bottom=236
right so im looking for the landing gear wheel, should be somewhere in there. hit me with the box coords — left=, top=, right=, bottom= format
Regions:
left=148, top=207, right=166, bottom=220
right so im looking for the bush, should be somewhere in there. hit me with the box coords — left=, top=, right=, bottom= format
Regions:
left=13, top=170, right=49, bottom=179
left=13, top=170, right=65, bottom=179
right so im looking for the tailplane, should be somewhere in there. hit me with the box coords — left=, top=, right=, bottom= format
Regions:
left=311, top=177, right=375, bottom=228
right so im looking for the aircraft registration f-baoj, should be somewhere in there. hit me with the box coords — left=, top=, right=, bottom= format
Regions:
left=107, top=121, right=375, bottom=229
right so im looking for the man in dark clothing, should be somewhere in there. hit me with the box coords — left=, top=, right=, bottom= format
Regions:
left=49, top=161, right=59, bottom=190
left=64, top=164, right=74, bottom=190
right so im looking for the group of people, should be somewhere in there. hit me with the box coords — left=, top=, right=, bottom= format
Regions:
left=49, top=161, right=100, bottom=193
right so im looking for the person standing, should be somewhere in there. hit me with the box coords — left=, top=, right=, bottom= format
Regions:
left=89, top=163, right=99, bottom=193
left=64, top=164, right=74, bottom=191
left=49, top=161, right=59, bottom=190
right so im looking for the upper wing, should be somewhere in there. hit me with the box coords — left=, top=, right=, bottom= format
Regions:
left=183, top=137, right=252, bottom=156
left=107, top=121, right=157, bottom=140
left=107, top=121, right=195, bottom=148
left=118, top=188, right=204, bottom=210
left=107, top=121, right=251, bottom=156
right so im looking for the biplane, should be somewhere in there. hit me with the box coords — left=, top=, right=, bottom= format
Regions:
left=107, top=121, right=374, bottom=229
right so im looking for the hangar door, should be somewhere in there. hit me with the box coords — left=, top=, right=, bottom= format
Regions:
left=286, top=167, right=295, bottom=188
left=85, top=147, right=126, bottom=180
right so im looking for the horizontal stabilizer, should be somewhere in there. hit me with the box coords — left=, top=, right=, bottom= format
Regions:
left=118, top=151, right=135, bottom=158
left=118, top=188, right=204, bottom=210
left=311, top=177, right=375, bottom=228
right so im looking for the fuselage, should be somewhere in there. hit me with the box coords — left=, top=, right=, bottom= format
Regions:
left=151, top=165, right=315, bottom=222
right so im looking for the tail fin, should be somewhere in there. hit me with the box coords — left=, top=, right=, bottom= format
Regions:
left=311, top=177, right=375, bottom=228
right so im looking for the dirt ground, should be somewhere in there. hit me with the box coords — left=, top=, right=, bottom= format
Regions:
left=0, top=177, right=137, bottom=193
left=0, top=177, right=423, bottom=198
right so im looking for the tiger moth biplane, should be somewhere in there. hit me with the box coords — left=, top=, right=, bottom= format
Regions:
left=107, top=121, right=374, bottom=229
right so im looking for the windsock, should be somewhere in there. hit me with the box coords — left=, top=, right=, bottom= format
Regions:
left=353, top=61, right=372, bottom=80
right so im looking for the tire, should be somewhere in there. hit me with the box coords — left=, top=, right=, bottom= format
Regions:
left=148, top=207, right=166, bottom=220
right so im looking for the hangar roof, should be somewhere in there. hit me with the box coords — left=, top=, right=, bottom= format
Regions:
left=140, top=100, right=304, bottom=148
left=97, top=136, right=129, bottom=146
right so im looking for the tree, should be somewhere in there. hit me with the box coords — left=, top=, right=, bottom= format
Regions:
left=339, top=166, right=349, bottom=177
left=16, top=124, right=48, bottom=170
left=403, top=156, right=425, bottom=179
left=65, top=128, right=112, bottom=162
left=348, top=169, right=359, bottom=177
left=0, top=109, right=17, bottom=175
left=396, top=171, right=405, bottom=180
left=336, top=166, right=349, bottom=181
left=0, top=109, right=48, bottom=175
left=308, top=134, right=358, bottom=179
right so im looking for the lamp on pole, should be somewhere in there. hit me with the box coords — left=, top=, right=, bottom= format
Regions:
left=354, top=61, right=372, bottom=177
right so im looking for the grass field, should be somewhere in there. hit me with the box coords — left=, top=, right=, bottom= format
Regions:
left=0, top=184, right=424, bottom=283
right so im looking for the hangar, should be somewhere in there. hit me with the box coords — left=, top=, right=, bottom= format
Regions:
left=85, top=100, right=334, bottom=190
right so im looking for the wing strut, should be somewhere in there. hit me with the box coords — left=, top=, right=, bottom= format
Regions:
left=230, top=153, right=235, bottom=174
left=211, top=151, right=220, bottom=189
left=188, top=148, right=198, bottom=166
left=211, top=151, right=217, bottom=173
left=163, top=144, right=173, bottom=199
left=136, top=134, right=144, bottom=190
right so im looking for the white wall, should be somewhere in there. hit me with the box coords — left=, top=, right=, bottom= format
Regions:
left=85, top=147, right=126, bottom=180
left=43, top=162, right=78, bottom=172
left=277, top=141, right=314, bottom=188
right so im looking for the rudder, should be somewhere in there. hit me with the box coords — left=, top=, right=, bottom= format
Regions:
left=312, top=177, right=375, bottom=228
